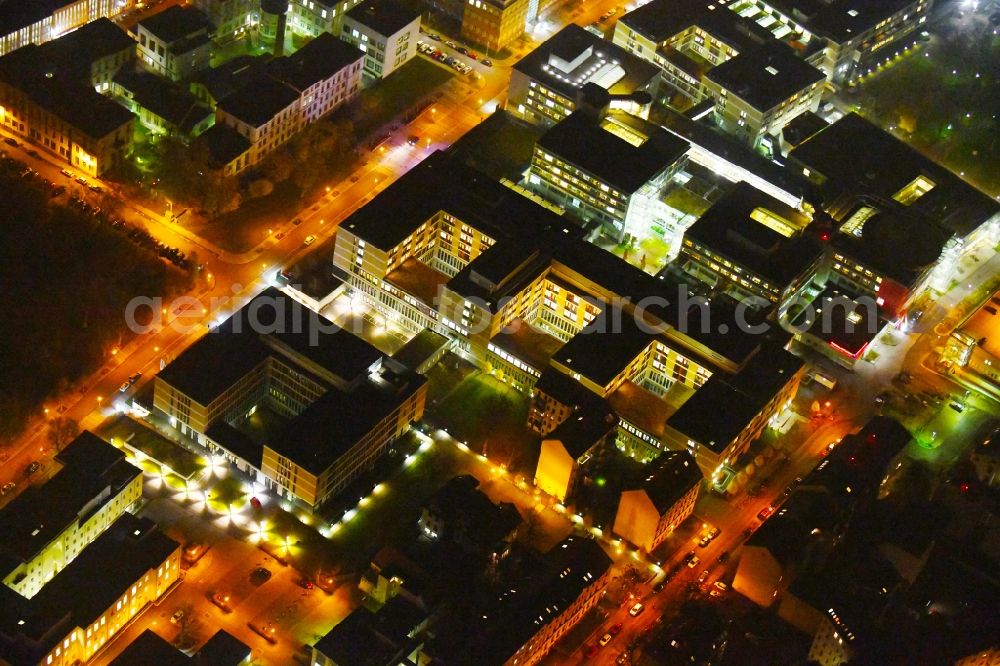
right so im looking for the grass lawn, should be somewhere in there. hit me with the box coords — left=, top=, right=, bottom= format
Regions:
left=345, top=58, right=454, bottom=139
left=190, top=179, right=302, bottom=254
left=429, top=372, right=538, bottom=474
left=847, top=19, right=1000, bottom=197
left=102, top=415, right=205, bottom=479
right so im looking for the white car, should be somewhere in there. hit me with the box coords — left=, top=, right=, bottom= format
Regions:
left=628, top=602, right=644, bottom=617
left=303, top=235, right=317, bottom=246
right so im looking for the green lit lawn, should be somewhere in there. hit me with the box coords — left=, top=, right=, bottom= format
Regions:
left=430, top=372, right=538, bottom=474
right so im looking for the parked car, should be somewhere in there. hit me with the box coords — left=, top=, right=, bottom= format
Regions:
left=481, top=58, right=493, bottom=67
left=4, top=137, right=18, bottom=147
left=714, top=581, right=728, bottom=591
left=303, top=234, right=317, bottom=246
left=24, top=461, right=40, bottom=476
left=599, top=633, right=613, bottom=647
left=757, top=505, right=776, bottom=521
left=1, top=482, right=15, bottom=495
left=609, top=623, right=623, bottom=636
left=75, top=175, right=88, bottom=185
left=698, top=570, right=710, bottom=584
left=407, top=135, right=420, bottom=146
left=26, top=149, right=39, bottom=158
left=170, top=609, right=185, bottom=624
left=687, top=555, right=700, bottom=569
left=119, top=381, right=131, bottom=393
left=628, top=602, right=644, bottom=617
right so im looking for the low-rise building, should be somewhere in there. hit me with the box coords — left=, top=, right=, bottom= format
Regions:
left=418, top=475, right=522, bottom=565
left=0, top=21, right=135, bottom=176
left=214, top=33, right=362, bottom=169
left=135, top=6, right=215, bottom=81
left=612, top=450, right=702, bottom=551
left=215, top=77, right=301, bottom=167
left=154, top=287, right=426, bottom=511
left=191, top=0, right=258, bottom=41
left=341, top=0, right=420, bottom=81
left=0, top=432, right=143, bottom=599
left=0, top=0, right=136, bottom=57
left=732, top=417, right=910, bottom=607
left=461, top=0, right=528, bottom=53
left=112, top=69, right=214, bottom=139
left=703, top=41, right=825, bottom=151
left=195, top=122, right=252, bottom=175
left=943, top=293, right=1000, bottom=404
left=429, top=536, right=612, bottom=666
left=312, top=593, right=427, bottom=666
left=508, top=23, right=661, bottom=125
left=0, top=514, right=181, bottom=666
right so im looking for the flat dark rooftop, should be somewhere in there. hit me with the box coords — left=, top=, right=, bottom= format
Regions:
left=113, top=69, right=212, bottom=133
left=338, top=151, right=579, bottom=251
left=830, top=199, right=951, bottom=285
left=621, top=0, right=771, bottom=51
left=0, top=515, right=178, bottom=653
left=0, top=433, right=140, bottom=567
left=705, top=41, right=824, bottom=111
left=684, top=181, right=822, bottom=286
left=537, top=110, right=689, bottom=193
left=790, top=113, right=1000, bottom=239
left=269, top=32, right=363, bottom=92
left=109, top=630, right=188, bottom=666
left=545, top=410, right=616, bottom=458
left=512, top=23, right=660, bottom=101
left=391, top=328, right=449, bottom=372
left=790, top=285, right=885, bottom=359
left=217, top=77, right=300, bottom=127
left=45, top=17, right=135, bottom=63
left=346, top=0, right=421, bottom=36
left=666, top=343, right=802, bottom=452
left=0, top=44, right=134, bottom=139
left=266, top=368, right=426, bottom=475
left=138, top=5, right=213, bottom=43
left=631, top=450, right=702, bottom=514
left=782, top=0, right=919, bottom=42
left=552, top=312, right=653, bottom=388
left=157, top=287, right=382, bottom=405
left=196, top=122, right=252, bottom=167
left=205, top=421, right=265, bottom=467
left=192, top=54, right=273, bottom=103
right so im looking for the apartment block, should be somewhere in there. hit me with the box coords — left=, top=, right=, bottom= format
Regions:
left=612, top=451, right=702, bottom=551
left=0, top=0, right=136, bottom=57
left=679, top=181, right=823, bottom=312
left=612, top=0, right=772, bottom=104
left=341, top=0, right=420, bottom=81
left=214, top=33, right=363, bottom=170
left=703, top=41, right=825, bottom=151
left=0, top=432, right=143, bottom=599
left=134, top=5, right=215, bottom=81
left=154, top=287, right=426, bottom=511
left=508, top=23, right=661, bottom=125
left=461, top=0, right=528, bottom=52
left=529, top=104, right=689, bottom=241
left=0, top=514, right=181, bottom=666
